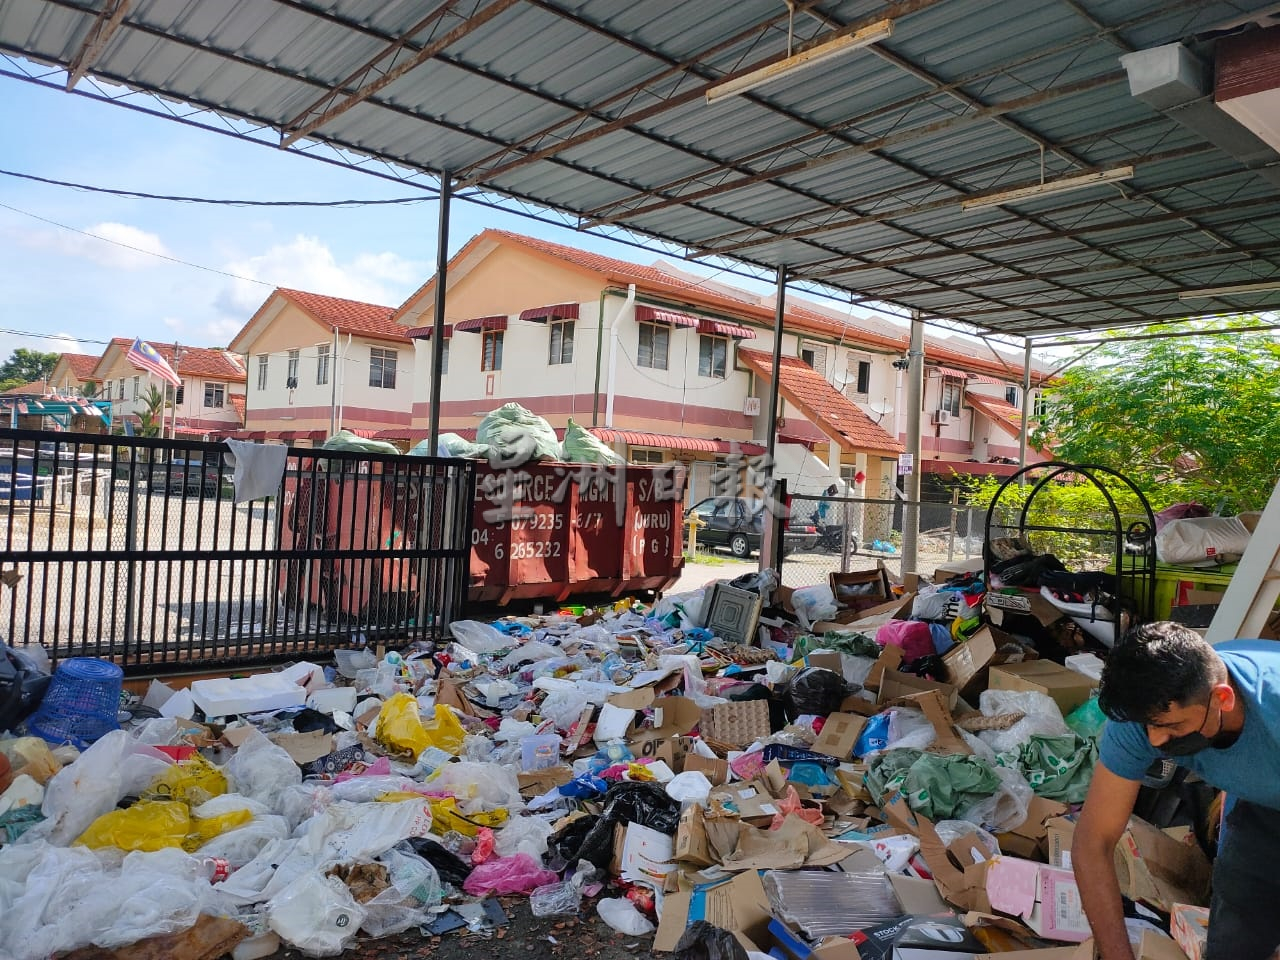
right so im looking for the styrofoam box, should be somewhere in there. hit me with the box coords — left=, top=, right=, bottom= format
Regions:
left=190, top=674, right=306, bottom=717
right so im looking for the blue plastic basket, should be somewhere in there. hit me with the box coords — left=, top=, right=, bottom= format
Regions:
left=27, top=657, right=123, bottom=748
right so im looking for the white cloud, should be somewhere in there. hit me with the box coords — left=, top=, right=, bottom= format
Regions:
left=17, top=221, right=172, bottom=270
left=217, top=235, right=425, bottom=316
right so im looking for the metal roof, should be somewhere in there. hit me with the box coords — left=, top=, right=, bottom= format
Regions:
left=3, top=0, right=1280, bottom=338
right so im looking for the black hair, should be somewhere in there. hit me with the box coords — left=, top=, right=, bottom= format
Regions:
left=1097, top=621, right=1225, bottom=724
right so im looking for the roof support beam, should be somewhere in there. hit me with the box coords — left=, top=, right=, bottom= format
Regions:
left=64, top=0, right=131, bottom=90
left=280, top=0, right=521, bottom=148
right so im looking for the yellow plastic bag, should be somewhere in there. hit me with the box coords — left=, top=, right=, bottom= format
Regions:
left=423, top=796, right=509, bottom=838
left=77, top=800, right=191, bottom=851
left=374, top=693, right=465, bottom=759
left=184, top=808, right=253, bottom=852
left=142, top=753, right=228, bottom=805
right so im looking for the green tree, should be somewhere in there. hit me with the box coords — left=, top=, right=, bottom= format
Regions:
left=0, top=348, right=59, bottom=390
left=136, top=384, right=169, bottom=438
left=1032, top=319, right=1280, bottom=511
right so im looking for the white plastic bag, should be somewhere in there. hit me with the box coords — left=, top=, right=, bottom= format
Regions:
left=195, top=812, right=291, bottom=868
left=495, top=814, right=555, bottom=860
left=267, top=870, right=367, bottom=957
left=225, top=728, right=302, bottom=813
left=40, top=729, right=171, bottom=845
left=597, top=896, right=655, bottom=935
left=665, top=771, right=713, bottom=806
left=975, top=690, right=1069, bottom=755
left=296, top=799, right=433, bottom=866
left=427, top=761, right=523, bottom=814
left=958, top=764, right=1034, bottom=834
left=448, top=619, right=512, bottom=654
left=541, top=689, right=592, bottom=731
left=790, top=584, right=838, bottom=630
left=1156, top=516, right=1250, bottom=565
left=360, top=848, right=442, bottom=938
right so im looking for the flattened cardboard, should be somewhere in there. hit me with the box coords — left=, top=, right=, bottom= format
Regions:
left=1114, top=815, right=1212, bottom=911
left=882, top=793, right=989, bottom=911
left=811, top=713, right=867, bottom=760
left=899, top=689, right=971, bottom=756
left=674, top=803, right=714, bottom=867
left=997, top=795, right=1070, bottom=861
left=1139, top=930, right=1191, bottom=960
left=721, top=815, right=850, bottom=872
left=1045, top=815, right=1076, bottom=868
left=889, top=874, right=949, bottom=915
left=683, top=752, right=730, bottom=785
left=708, top=778, right=779, bottom=826
left=864, top=644, right=904, bottom=692
left=517, top=766, right=573, bottom=796
left=988, top=661, right=1095, bottom=716
left=268, top=730, right=334, bottom=765
left=653, top=869, right=773, bottom=953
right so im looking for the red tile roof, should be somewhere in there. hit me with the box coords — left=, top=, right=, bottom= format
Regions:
left=590, top=429, right=765, bottom=456
left=62, top=353, right=101, bottom=382
left=106, top=339, right=248, bottom=382
left=278, top=288, right=406, bottom=343
left=1, top=381, right=43, bottom=396
left=228, top=394, right=246, bottom=426
left=965, top=394, right=1052, bottom=457
left=738, top=348, right=903, bottom=457
left=397, top=229, right=1053, bottom=386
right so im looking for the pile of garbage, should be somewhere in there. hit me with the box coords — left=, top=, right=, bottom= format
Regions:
left=0, top=564, right=1213, bottom=960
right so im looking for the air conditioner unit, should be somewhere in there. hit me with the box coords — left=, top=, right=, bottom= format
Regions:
left=932, top=409, right=952, bottom=425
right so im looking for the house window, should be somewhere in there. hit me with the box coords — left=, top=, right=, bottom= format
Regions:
left=256, top=355, right=268, bottom=390
left=800, top=342, right=829, bottom=377
left=632, top=448, right=665, bottom=464
left=132, top=376, right=139, bottom=400
left=1005, top=385, right=1019, bottom=406
left=166, top=380, right=185, bottom=405
left=940, top=376, right=963, bottom=416
left=637, top=322, right=669, bottom=370
left=316, top=344, right=330, bottom=386
left=481, top=332, right=503, bottom=372
left=175, top=381, right=184, bottom=405
left=117, top=379, right=124, bottom=400
left=369, top=347, right=398, bottom=389
left=439, top=338, right=450, bottom=375
left=286, top=349, right=299, bottom=386
left=548, top=319, right=575, bottom=365
left=1033, top=392, right=1047, bottom=418
left=846, top=355, right=872, bottom=400
left=698, top=335, right=728, bottom=379
left=204, top=382, right=225, bottom=408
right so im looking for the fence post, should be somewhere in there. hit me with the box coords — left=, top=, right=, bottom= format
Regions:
left=840, top=496, right=852, bottom=574
left=947, top=488, right=959, bottom=561
left=121, top=451, right=139, bottom=658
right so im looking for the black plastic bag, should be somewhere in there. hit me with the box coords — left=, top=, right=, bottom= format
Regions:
left=674, top=921, right=750, bottom=960
left=782, top=667, right=849, bottom=721
left=549, top=814, right=600, bottom=867
left=404, top=836, right=472, bottom=887
left=567, top=782, right=682, bottom=869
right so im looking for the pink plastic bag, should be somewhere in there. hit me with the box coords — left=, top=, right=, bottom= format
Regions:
left=876, top=619, right=935, bottom=664
left=462, top=853, right=558, bottom=896
left=472, top=826, right=497, bottom=865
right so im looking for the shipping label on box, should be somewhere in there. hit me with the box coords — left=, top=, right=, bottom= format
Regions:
left=985, top=856, right=1091, bottom=943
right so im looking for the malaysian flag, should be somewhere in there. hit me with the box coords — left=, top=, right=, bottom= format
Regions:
left=126, top=338, right=181, bottom=388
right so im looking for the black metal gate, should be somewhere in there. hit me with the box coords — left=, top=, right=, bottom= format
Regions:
left=0, top=428, right=474, bottom=675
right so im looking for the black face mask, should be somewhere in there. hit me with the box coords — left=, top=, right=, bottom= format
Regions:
left=1157, top=699, right=1236, bottom=757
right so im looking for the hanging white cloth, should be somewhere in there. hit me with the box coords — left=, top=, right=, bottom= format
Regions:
left=224, top=438, right=288, bottom=504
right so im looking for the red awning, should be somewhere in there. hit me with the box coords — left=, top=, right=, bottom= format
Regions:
left=634, top=305, right=698, bottom=327
left=519, top=302, right=580, bottom=322
left=272, top=430, right=298, bottom=441
left=696, top=318, right=756, bottom=339
left=454, top=316, right=508, bottom=333
left=921, top=460, right=1024, bottom=477
left=589, top=428, right=765, bottom=456
left=308, top=430, right=328, bottom=441
left=406, top=324, right=453, bottom=339
left=928, top=365, right=971, bottom=379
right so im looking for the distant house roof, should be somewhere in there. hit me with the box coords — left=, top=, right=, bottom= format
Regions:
left=228, top=394, right=246, bottom=426
left=62, top=353, right=102, bottom=383
left=101, top=339, right=247, bottom=382
left=2, top=381, right=43, bottom=396
left=965, top=394, right=1052, bottom=458
left=276, top=289, right=406, bottom=343
left=738, top=348, right=903, bottom=457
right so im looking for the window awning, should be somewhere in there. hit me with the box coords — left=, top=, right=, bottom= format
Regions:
left=519, top=302, right=580, bottom=323
left=634, top=305, right=698, bottom=327
left=454, top=316, right=508, bottom=333
left=406, top=324, right=453, bottom=340
left=589, top=428, right=765, bottom=456
left=696, top=318, right=756, bottom=339
left=928, top=365, right=972, bottom=379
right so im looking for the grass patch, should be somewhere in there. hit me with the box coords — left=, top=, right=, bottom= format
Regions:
left=684, top=550, right=734, bottom=566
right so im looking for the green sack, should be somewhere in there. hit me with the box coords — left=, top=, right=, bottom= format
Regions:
left=1004, top=733, right=1098, bottom=804
left=477, top=403, right=561, bottom=466
left=409, top=433, right=490, bottom=459
left=1065, top=696, right=1107, bottom=740
left=320, top=429, right=402, bottom=456
left=867, top=748, right=1002, bottom=821
left=561, top=418, right=625, bottom=465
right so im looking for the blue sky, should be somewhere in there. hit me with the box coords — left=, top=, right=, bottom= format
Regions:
left=0, top=71, right=790, bottom=364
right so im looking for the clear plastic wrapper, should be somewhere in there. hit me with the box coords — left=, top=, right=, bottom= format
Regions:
left=762, top=869, right=902, bottom=938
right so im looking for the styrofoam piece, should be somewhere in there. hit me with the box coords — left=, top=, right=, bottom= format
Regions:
left=305, top=686, right=358, bottom=715
left=158, top=688, right=197, bottom=720
left=278, top=661, right=326, bottom=689
left=190, top=674, right=307, bottom=717
left=1065, top=653, right=1105, bottom=682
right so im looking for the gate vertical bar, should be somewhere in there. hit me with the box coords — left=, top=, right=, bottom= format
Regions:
left=759, top=265, right=786, bottom=574
left=901, top=311, right=924, bottom=577
left=427, top=173, right=452, bottom=456
left=1019, top=339, right=1033, bottom=479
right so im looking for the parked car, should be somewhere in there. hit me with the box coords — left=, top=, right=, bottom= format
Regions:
left=149, top=457, right=223, bottom=496
left=684, top=496, right=818, bottom=558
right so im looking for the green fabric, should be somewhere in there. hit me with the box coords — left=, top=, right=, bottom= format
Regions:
left=1002, top=733, right=1098, bottom=804
left=1066, top=696, right=1107, bottom=740
left=794, top=631, right=879, bottom=660
left=477, top=402, right=561, bottom=465
left=561, top=418, right=625, bottom=465
left=867, top=748, right=1002, bottom=821
left=0, top=804, right=43, bottom=844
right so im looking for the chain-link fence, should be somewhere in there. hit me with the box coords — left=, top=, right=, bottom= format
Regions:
left=778, top=491, right=987, bottom=589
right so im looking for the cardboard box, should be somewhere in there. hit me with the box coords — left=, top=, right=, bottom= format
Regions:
left=683, top=752, right=730, bottom=785
left=996, top=796, right=1070, bottom=861
left=1045, top=815, right=1076, bottom=868
left=811, top=713, right=867, bottom=760
left=654, top=869, right=773, bottom=953
left=708, top=779, right=780, bottom=827
left=1114, top=816, right=1212, bottom=911
left=985, top=856, right=1091, bottom=942
left=674, top=803, right=714, bottom=867
left=989, top=661, right=1095, bottom=716
left=1139, top=930, right=1191, bottom=960
left=1171, top=904, right=1208, bottom=960
left=816, top=594, right=915, bottom=637
left=985, top=590, right=1068, bottom=628
left=830, top=566, right=893, bottom=612
left=864, top=644, right=904, bottom=693
left=878, top=669, right=959, bottom=710
left=941, top=624, right=1037, bottom=701
left=701, top=699, right=772, bottom=748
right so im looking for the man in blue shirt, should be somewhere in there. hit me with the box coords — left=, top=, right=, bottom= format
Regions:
left=1073, top=622, right=1280, bottom=960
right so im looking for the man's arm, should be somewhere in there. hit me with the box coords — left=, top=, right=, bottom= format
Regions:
left=1073, top=762, right=1142, bottom=960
